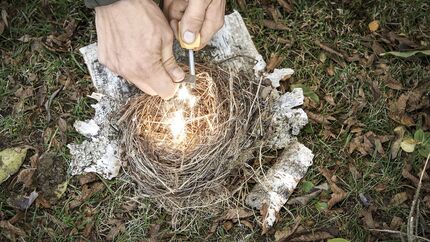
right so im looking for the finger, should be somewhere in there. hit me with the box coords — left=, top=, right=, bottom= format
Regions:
left=179, top=0, right=211, bottom=44
left=168, top=0, right=188, bottom=20
left=127, top=75, right=157, bottom=96
left=170, top=19, right=179, bottom=39
left=198, top=0, right=225, bottom=49
left=146, top=63, right=179, bottom=99
left=162, top=38, right=185, bottom=83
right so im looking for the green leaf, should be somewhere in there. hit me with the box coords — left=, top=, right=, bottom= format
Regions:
left=291, top=84, right=320, bottom=104
left=414, top=129, right=425, bottom=143
left=418, top=145, right=430, bottom=158
left=301, top=181, right=315, bottom=193
left=315, top=201, right=328, bottom=211
left=328, top=239, right=351, bottom=242
left=0, top=147, right=28, bottom=184
left=380, top=50, right=430, bottom=58
left=400, top=138, right=419, bottom=153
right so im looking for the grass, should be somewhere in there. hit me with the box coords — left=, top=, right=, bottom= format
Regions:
left=1, top=0, right=429, bottom=241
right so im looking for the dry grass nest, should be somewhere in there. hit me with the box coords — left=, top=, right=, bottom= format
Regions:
left=118, top=64, right=260, bottom=219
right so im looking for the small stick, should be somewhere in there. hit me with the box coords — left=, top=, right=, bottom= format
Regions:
left=407, top=154, right=430, bottom=242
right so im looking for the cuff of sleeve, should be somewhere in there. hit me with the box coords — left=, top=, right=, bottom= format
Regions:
left=85, top=0, right=120, bottom=8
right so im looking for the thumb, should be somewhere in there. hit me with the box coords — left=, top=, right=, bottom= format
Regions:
left=179, top=0, right=210, bottom=44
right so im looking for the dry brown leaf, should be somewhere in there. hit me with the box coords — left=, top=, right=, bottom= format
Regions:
left=290, top=231, right=334, bottom=241
left=106, top=222, right=126, bottom=241
left=277, top=0, right=293, bottom=12
left=1, top=9, right=8, bottom=27
left=223, top=221, right=233, bottom=231
left=7, top=191, right=38, bottom=210
left=389, top=216, right=403, bottom=230
left=275, top=217, right=302, bottom=242
left=16, top=168, right=35, bottom=188
left=0, top=220, right=26, bottom=237
left=240, top=220, right=254, bottom=230
left=260, top=203, right=270, bottom=235
left=78, top=172, right=99, bottom=186
left=371, top=41, right=385, bottom=55
left=306, top=111, right=336, bottom=125
left=36, top=196, right=52, bottom=208
left=0, top=21, right=4, bottom=35
left=263, top=19, right=289, bottom=30
left=400, top=114, right=415, bottom=127
left=223, top=208, right=254, bottom=221
left=326, top=65, right=335, bottom=76
left=390, top=192, right=408, bottom=206
left=266, top=53, right=286, bottom=72
left=69, top=182, right=105, bottom=209
left=324, top=95, right=336, bottom=106
left=374, top=183, right=386, bottom=192
left=368, top=20, right=379, bottom=32
left=319, top=168, right=348, bottom=208
left=360, top=209, right=376, bottom=228
left=205, top=220, right=219, bottom=240
left=385, top=79, right=403, bottom=90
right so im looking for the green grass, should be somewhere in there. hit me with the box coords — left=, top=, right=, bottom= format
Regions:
left=1, top=0, right=429, bottom=241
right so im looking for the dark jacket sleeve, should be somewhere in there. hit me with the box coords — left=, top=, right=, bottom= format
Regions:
left=85, top=0, right=120, bottom=8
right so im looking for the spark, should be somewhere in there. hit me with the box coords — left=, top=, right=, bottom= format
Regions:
left=169, top=109, right=186, bottom=143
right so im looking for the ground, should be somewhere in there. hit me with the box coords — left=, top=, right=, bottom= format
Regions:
left=0, top=0, right=429, bottom=241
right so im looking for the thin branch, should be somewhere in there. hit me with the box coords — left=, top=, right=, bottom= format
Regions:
left=407, top=154, right=430, bottom=242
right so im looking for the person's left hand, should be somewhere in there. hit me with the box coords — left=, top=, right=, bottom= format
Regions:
left=163, top=0, right=225, bottom=50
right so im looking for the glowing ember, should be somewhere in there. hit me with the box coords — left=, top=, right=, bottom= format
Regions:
left=169, top=109, right=186, bottom=143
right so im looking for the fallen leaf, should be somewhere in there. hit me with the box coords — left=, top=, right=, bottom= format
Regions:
left=240, top=220, right=254, bottom=230
left=267, top=53, right=286, bottom=72
left=16, top=168, right=36, bottom=188
left=36, top=196, right=52, bottom=208
left=54, top=179, right=69, bottom=199
left=315, top=201, right=328, bottom=211
left=223, top=221, right=233, bottom=231
left=291, top=84, right=319, bottom=104
left=360, top=209, right=376, bottom=228
left=290, top=231, right=334, bottom=241
left=147, top=224, right=161, bottom=242
left=1, top=9, right=8, bottom=27
left=7, top=191, right=38, bottom=210
left=0, top=220, right=26, bottom=237
left=106, top=221, right=126, bottom=241
left=275, top=217, right=301, bottom=242
left=319, top=168, right=348, bottom=209
left=263, top=19, right=289, bottom=30
left=389, top=216, right=403, bottom=230
left=326, top=65, right=335, bottom=76
left=371, top=41, right=385, bottom=55
left=0, top=147, right=28, bottom=184
left=324, top=95, right=336, bottom=106
left=222, top=208, right=254, bottom=221
left=400, top=138, right=418, bottom=153
left=368, top=20, right=379, bottom=32
left=78, top=172, right=99, bottom=185
left=277, top=0, right=293, bottom=12
left=328, top=239, right=351, bottom=242
left=391, top=126, right=405, bottom=159
left=385, top=79, right=403, bottom=90
left=306, top=111, right=335, bottom=125
left=0, top=21, right=4, bottom=35
left=381, top=50, right=430, bottom=58
left=288, top=183, right=329, bottom=205
left=390, top=192, right=408, bottom=206
left=69, top=182, right=105, bottom=209
left=260, top=203, right=270, bottom=235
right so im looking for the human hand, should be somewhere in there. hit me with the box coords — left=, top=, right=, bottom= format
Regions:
left=163, top=0, right=226, bottom=50
left=95, top=0, right=185, bottom=99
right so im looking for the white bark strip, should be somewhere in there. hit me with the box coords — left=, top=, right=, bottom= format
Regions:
left=246, top=141, right=314, bottom=227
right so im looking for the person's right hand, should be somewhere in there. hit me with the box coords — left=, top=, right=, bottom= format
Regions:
left=95, top=0, right=185, bottom=99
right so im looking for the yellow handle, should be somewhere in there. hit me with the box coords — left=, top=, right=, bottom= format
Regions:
left=178, top=22, right=201, bottom=50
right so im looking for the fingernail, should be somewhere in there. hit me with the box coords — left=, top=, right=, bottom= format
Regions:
left=183, top=31, right=195, bottom=44
left=172, top=67, right=185, bottom=82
